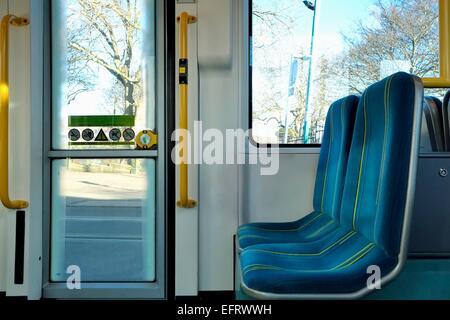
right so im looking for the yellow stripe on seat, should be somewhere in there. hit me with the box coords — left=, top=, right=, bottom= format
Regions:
left=352, top=93, right=368, bottom=229
left=376, top=76, right=393, bottom=205
left=238, top=212, right=324, bottom=233
left=238, top=235, right=273, bottom=241
left=243, top=242, right=377, bottom=276
left=321, top=107, right=334, bottom=212
left=337, top=244, right=376, bottom=270
left=242, top=231, right=356, bottom=257
left=330, top=100, right=347, bottom=218
left=305, top=220, right=336, bottom=239
left=332, top=243, right=376, bottom=270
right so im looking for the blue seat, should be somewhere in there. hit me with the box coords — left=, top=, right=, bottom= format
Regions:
left=238, top=96, right=359, bottom=250
left=421, top=97, right=444, bottom=152
left=240, top=72, right=423, bottom=299
left=442, top=91, right=450, bottom=151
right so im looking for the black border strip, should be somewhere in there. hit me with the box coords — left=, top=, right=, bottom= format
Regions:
left=14, top=211, right=26, bottom=285
left=165, top=0, right=176, bottom=301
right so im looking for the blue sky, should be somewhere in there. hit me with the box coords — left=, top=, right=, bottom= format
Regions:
left=316, top=0, right=378, bottom=53
left=252, top=0, right=380, bottom=73
left=251, top=0, right=381, bottom=141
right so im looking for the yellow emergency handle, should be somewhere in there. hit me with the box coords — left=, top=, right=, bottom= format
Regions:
left=176, top=12, right=197, bottom=209
left=0, top=15, right=29, bottom=210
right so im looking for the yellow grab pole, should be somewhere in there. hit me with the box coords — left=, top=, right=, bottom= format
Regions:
left=0, top=15, right=29, bottom=210
left=423, top=0, right=450, bottom=88
left=176, top=12, right=197, bottom=209
left=439, top=0, right=450, bottom=81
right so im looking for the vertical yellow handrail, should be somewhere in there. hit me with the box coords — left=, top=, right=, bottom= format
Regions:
left=423, top=0, right=450, bottom=88
left=0, top=15, right=29, bottom=210
left=176, top=12, right=197, bottom=209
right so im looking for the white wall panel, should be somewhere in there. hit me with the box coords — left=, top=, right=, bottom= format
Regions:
left=198, top=69, right=240, bottom=290
left=5, top=0, right=32, bottom=298
left=0, top=0, right=42, bottom=299
left=243, top=154, right=319, bottom=225
left=198, top=0, right=232, bottom=68
left=197, top=0, right=239, bottom=291
left=175, top=3, right=200, bottom=296
left=196, top=0, right=320, bottom=292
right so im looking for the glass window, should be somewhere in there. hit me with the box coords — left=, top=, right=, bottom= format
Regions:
left=49, top=0, right=162, bottom=295
left=52, top=0, right=156, bottom=150
left=251, top=0, right=440, bottom=145
left=51, top=159, right=156, bottom=282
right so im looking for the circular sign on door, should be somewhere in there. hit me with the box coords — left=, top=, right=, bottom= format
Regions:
left=109, top=128, right=122, bottom=142
left=123, top=128, right=136, bottom=142
left=68, top=129, right=81, bottom=142
left=82, top=128, right=95, bottom=141
left=136, top=130, right=158, bottom=150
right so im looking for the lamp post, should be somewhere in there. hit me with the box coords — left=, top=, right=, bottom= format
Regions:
left=302, top=0, right=318, bottom=144
left=283, top=56, right=299, bottom=144
left=282, top=55, right=309, bottom=144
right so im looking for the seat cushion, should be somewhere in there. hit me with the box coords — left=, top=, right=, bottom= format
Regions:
left=239, top=72, right=422, bottom=297
left=241, top=229, right=397, bottom=294
left=237, top=95, right=359, bottom=250
left=421, top=97, right=444, bottom=152
left=237, top=211, right=339, bottom=249
left=442, top=90, right=450, bottom=151
left=339, top=72, right=419, bottom=256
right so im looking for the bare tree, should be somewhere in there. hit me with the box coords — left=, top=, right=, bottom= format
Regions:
left=287, top=57, right=308, bottom=142
left=253, top=0, right=441, bottom=144
left=252, top=63, right=286, bottom=142
left=305, top=56, right=333, bottom=143
left=252, top=1, right=307, bottom=143
left=67, top=0, right=143, bottom=115
left=251, top=2, right=336, bottom=143
left=254, top=52, right=334, bottom=143
left=252, top=1, right=295, bottom=49
left=332, top=0, right=439, bottom=93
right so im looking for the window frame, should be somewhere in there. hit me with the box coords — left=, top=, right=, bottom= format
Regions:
left=249, top=0, right=450, bottom=148
left=39, top=0, right=173, bottom=300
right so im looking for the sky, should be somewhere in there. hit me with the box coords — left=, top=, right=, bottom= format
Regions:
left=315, top=0, right=378, bottom=54
left=251, top=0, right=384, bottom=141
left=253, top=0, right=378, bottom=61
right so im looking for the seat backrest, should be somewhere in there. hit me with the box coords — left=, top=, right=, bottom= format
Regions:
left=443, top=91, right=450, bottom=151
left=420, top=97, right=444, bottom=152
left=312, top=96, right=359, bottom=221
left=340, top=72, right=423, bottom=256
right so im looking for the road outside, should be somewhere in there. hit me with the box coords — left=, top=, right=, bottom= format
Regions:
left=52, top=166, right=155, bottom=282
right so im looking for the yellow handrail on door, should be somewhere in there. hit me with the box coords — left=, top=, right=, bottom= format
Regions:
left=423, top=0, right=450, bottom=88
left=176, top=12, right=197, bottom=209
left=0, top=15, right=29, bottom=210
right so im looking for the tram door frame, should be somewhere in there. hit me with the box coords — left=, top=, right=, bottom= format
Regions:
left=35, top=0, right=175, bottom=300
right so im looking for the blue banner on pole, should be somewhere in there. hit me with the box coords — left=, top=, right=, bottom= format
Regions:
left=288, top=59, right=298, bottom=97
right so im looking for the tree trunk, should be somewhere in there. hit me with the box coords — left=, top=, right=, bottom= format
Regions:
left=124, top=82, right=136, bottom=115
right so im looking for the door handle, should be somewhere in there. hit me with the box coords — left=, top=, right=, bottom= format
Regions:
left=176, top=12, right=197, bottom=209
left=0, top=15, right=29, bottom=210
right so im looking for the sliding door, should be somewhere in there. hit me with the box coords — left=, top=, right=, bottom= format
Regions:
left=43, top=0, right=168, bottom=299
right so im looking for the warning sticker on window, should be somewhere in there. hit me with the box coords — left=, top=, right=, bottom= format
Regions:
left=68, top=115, right=138, bottom=147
